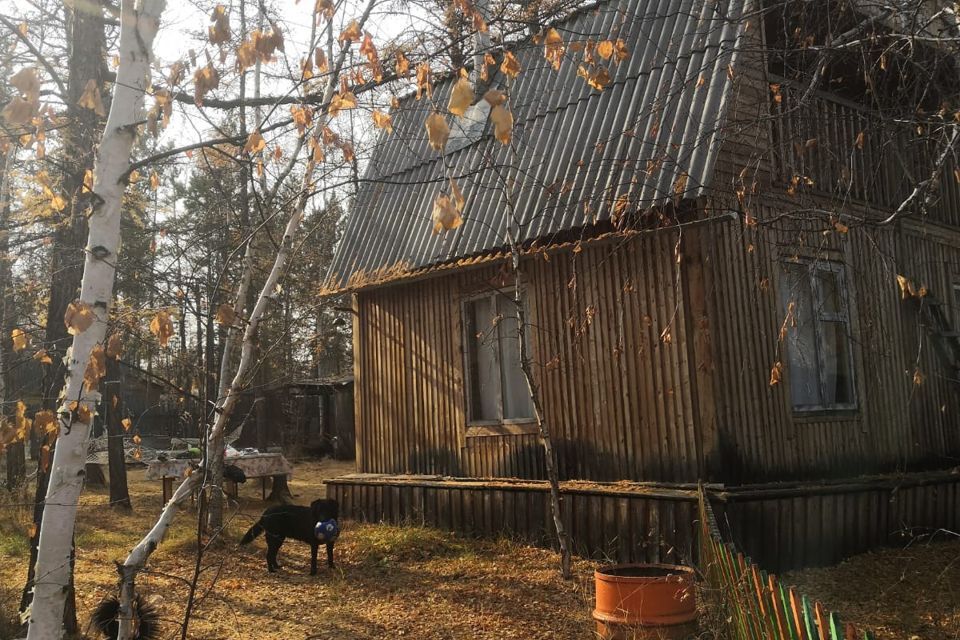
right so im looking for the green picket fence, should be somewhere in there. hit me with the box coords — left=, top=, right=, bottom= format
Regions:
left=697, top=489, right=875, bottom=640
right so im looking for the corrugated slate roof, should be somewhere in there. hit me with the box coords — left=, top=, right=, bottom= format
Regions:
left=327, top=0, right=746, bottom=290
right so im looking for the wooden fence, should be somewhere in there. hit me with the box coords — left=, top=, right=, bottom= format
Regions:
left=698, top=488, right=875, bottom=640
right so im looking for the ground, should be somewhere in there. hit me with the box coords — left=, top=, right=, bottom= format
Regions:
left=0, top=459, right=598, bottom=639
left=784, top=538, right=960, bottom=640
left=1, top=461, right=959, bottom=639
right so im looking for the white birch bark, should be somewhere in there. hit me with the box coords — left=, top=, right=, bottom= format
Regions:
left=25, top=1, right=166, bottom=638
left=115, top=4, right=376, bottom=636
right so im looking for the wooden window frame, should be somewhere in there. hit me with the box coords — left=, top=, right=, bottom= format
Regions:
left=780, top=259, right=859, bottom=414
left=461, top=288, right=537, bottom=435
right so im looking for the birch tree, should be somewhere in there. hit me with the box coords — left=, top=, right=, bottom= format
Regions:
left=24, top=0, right=167, bottom=636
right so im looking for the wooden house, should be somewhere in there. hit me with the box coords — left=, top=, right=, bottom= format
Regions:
left=322, top=0, right=960, bottom=570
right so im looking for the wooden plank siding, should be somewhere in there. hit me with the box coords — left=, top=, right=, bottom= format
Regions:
left=327, top=471, right=960, bottom=572
left=353, top=229, right=710, bottom=482
left=352, top=215, right=960, bottom=484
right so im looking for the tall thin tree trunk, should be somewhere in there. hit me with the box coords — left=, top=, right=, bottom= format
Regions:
left=1, top=141, right=24, bottom=490
left=105, top=358, right=131, bottom=509
left=25, top=1, right=166, bottom=636
left=115, top=6, right=376, bottom=635
left=22, top=2, right=109, bottom=631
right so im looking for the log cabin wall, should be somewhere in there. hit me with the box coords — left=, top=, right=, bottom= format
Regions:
left=352, top=215, right=960, bottom=485
left=353, top=229, right=710, bottom=483
left=702, top=16, right=960, bottom=482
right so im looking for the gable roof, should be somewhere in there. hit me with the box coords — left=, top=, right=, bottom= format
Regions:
left=326, top=0, right=746, bottom=291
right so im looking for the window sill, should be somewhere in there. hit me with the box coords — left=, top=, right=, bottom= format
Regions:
left=792, top=409, right=860, bottom=423
left=465, top=421, right=539, bottom=437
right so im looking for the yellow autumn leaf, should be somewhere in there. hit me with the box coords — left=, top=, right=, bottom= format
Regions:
left=208, top=4, right=231, bottom=45
left=596, top=40, right=614, bottom=60
left=490, top=104, right=513, bottom=145
left=327, top=91, right=357, bottom=118
left=425, top=112, right=450, bottom=151
left=150, top=310, right=175, bottom=347
left=395, top=51, right=410, bottom=77
left=586, top=66, right=611, bottom=91
left=500, top=51, right=521, bottom=78
left=106, top=333, right=124, bottom=359
left=10, top=67, right=40, bottom=100
left=193, top=63, right=220, bottom=106
left=215, top=303, right=235, bottom=326
left=339, top=20, right=362, bottom=44
left=77, top=79, right=106, bottom=116
left=82, top=169, right=94, bottom=192
left=614, top=39, right=629, bottom=62
left=314, top=48, right=328, bottom=73
left=769, top=361, right=783, bottom=386
left=243, top=130, right=266, bottom=154
left=34, top=410, right=57, bottom=435
left=11, top=329, right=27, bottom=352
left=2, top=96, right=37, bottom=125
left=483, top=90, right=506, bottom=107
left=33, top=349, right=52, bottom=365
left=315, top=0, right=335, bottom=19
left=448, top=76, right=473, bottom=117
left=372, top=110, right=393, bottom=133
left=64, top=301, right=96, bottom=336
left=150, top=171, right=160, bottom=190
left=416, top=62, right=432, bottom=100
left=122, top=418, right=133, bottom=432
left=83, top=345, right=106, bottom=392
left=544, top=28, right=565, bottom=71
left=913, top=367, right=925, bottom=386
left=432, top=192, right=463, bottom=233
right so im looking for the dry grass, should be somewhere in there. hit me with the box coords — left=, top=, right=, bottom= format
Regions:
left=784, top=537, right=960, bottom=640
left=0, top=460, right=599, bottom=639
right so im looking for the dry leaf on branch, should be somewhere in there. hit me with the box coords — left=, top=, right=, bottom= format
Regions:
left=83, top=346, right=106, bottom=392
left=416, top=63, right=432, bottom=99
left=432, top=192, right=463, bottom=233
left=77, top=79, right=106, bottom=116
left=33, top=349, right=52, bottom=365
left=490, top=104, right=513, bottom=145
left=11, top=328, right=27, bottom=352
left=372, top=110, right=393, bottom=133
left=500, top=51, right=521, bottom=78
left=150, top=310, right=175, bottom=347
left=769, top=361, right=783, bottom=386
left=243, top=130, right=266, bottom=154
left=339, top=20, right=362, bottom=44
left=544, top=28, right=565, bottom=70
left=448, top=76, right=473, bottom=117
left=106, top=333, right=124, bottom=359
left=193, top=64, right=220, bottom=106
left=64, top=301, right=96, bottom=336
left=208, top=4, right=231, bottom=45
left=215, top=303, right=236, bottom=326
left=425, top=112, right=450, bottom=151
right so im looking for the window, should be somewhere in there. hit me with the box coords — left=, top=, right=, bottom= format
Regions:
left=779, top=261, right=857, bottom=412
left=953, top=283, right=960, bottom=330
left=463, top=291, right=534, bottom=423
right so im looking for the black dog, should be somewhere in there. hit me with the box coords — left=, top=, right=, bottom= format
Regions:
left=240, top=498, right=338, bottom=575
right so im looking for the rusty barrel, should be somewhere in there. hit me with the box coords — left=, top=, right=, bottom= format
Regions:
left=593, top=564, right=697, bottom=640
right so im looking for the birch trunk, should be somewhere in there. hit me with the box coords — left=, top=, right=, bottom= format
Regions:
left=116, top=4, right=376, bottom=636
left=25, top=1, right=166, bottom=637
